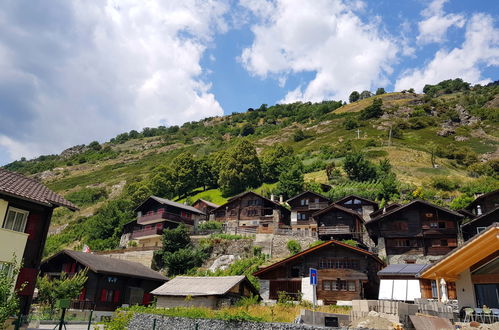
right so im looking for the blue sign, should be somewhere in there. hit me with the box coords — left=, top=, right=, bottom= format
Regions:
left=309, top=268, right=318, bottom=285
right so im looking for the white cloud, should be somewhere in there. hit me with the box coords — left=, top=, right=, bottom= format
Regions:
left=239, top=0, right=398, bottom=103
left=0, top=0, right=228, bottom=162
left=417, top=0, right=465, bottom=45
left=396, top=13, right=499, bottom=92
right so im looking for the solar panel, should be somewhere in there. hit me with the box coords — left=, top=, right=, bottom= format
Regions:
left=378, top=264, right=405, bottom=275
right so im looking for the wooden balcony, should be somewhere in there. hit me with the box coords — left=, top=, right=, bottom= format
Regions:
left=131, top=227, right=163, bottom=239
left=318, top=225, right=352, bottom=235
left=137, top=211, right=195, bottom=226
left=308, top=202, right=329, bottom=210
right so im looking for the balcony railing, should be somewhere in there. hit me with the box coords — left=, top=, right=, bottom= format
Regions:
left=137, top=211, right=195, bottom=226
left=308, top=202, right=329, bottom=210
left=318, top=225, right=352, bottom=235
left=131, top=227, right=163, bottom=239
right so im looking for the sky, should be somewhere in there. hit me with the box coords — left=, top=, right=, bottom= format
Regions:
left=0, top=0, right=498, bottom=165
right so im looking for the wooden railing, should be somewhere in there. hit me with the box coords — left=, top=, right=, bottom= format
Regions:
left=131, top=227, right=163, bottom=239
left=308, top=202, right=329, bottom=210
left=137, top=211, right=195, bottom=226
left=318, top=225, right=352, bottom=235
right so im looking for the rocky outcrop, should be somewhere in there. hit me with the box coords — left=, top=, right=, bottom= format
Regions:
left=60, top=144, right=89, bottom=159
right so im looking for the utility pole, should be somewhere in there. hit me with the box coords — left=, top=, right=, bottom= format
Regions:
left=356, top=128, right=361, bottom=139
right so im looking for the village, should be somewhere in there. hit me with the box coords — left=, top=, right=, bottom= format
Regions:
left=1, top=167, right=498, bottom=329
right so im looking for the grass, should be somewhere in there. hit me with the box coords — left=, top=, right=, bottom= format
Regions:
left=334, top=92, right=418, bottom=114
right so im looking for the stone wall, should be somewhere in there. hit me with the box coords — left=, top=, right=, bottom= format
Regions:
left=128, top=313, right=330, bottom=330
left=271, top=235, right=318, bottom=259
left=95, top=247, right=158, bottom=268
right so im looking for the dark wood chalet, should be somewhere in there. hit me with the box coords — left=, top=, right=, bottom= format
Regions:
left=254, top=240, right=384, bottom=304
left=286, top=191, right=330, bottom=235
left=212, top=191, right=290, bottom=234
left=192, top=199, right=220, bottom=220
left=125, top=196, right=205, bottom=247
left=464, top=189, right=499, bottom=217
left=334, top=195, right=379, bottom=222
left=0, top=168, right=78, bottom=319
left=40, top=250, right=167, bottom=312
left=366, top=200, right=463, bottom=264
left=312, top=204, right=374, bottom=248
left=461, top=208, right=499, bottom=241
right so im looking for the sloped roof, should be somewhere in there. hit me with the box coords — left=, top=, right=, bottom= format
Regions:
left=0, top=168, right=78, bottom=211
left=466, top=189, right=499, bottom=210
left=461, top=208, right=499, bottom=228
left=378, top=264, right=430, bottom=277
left=44, top=250, right=167, bottom=281
left=253, top=240, right=384, bottom=277
left=151, top=275, right=255, bottom=296
left=368, top=200, right=463, bottom=224
left=194, top=199, right=220, bottom=209
left=369, top=203, right=401, bottom=219
left=334, top=195, right=379, bottom=207
left=312, top=203, right=364, bottom=222
left=135, top=196, right=205, bottom=215
left=286, top=190, right=330, bottom=203
left=213, top=191, right=289, bottom=213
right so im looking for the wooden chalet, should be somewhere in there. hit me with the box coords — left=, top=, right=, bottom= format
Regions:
left=254, top=240, right=384, bottom=304
left=366, top=200, right=463, bottom=264
left=464, top=189, right=499, bottom=217
left=212, top=191, right=290, bottom=234
left=461, top=189, right=499, bottom=241
left=312, top=204, right=375, bottom=248
left=40, top=250, right=167, bottom=312
left=0, top=168, right=78, bottom=319
left=334, top=195, right=379, bottom=222
left=192, top=199, right=220, bottom=220
left=125, top=196, right=205, bottom=247
left=286, top=191, right=330, bottom=235
left=461, top=208, right=499, bottom=241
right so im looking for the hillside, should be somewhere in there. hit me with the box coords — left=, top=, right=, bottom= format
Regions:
left=3, top=79, right=498, bottom=256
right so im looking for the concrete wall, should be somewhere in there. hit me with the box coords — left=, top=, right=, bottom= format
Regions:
left=156, top=296, right=218, bottom=309
left=456, top=268, right=476, bottom=308
left=128, top=313, right=330, bottom=330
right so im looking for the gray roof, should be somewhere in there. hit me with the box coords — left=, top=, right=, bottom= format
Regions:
left=196, top=199, right=220, bottom=209
left=136, top=196, right=205, bottom=215
left=151, top=276, right=246, bottom=296
left=0, top=168, right=78, bottom=211
left=46, top=250, right=167, bottom=282
left=378, top=264, right=431, bottom=277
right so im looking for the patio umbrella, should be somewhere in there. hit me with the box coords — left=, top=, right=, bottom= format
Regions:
left=440, top=278, right=448, bottom=303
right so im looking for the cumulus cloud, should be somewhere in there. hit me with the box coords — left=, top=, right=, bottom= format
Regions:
left=239, top=0, right=398, bottom=103
left=0, top=0, right=227, bottom=162
left=396, top=13, right=499, bottom=92
left=417, top=0, right=465, bottom=45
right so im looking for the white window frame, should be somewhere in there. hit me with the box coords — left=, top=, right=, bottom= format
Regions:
left=3, top=207, right=29, bottom=233
left=0, top=262, right=13, bottom=278
left=476, top=227, right=487, bottom=234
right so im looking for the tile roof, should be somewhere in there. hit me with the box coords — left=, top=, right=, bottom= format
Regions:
left=0, top=168, right=78, bottom=211
left=45, top=250, right=168, bottom=281
left=213, top=191, right=289, bottom=213
left=151, top=275, right=248, bottom=296
left=368, top=200, right=463, bottom=223
left=195, top=199, right=220, bottom=209
left=334, top=195, right=379, bottom=207
left=286, top=190, right=331, bottom=203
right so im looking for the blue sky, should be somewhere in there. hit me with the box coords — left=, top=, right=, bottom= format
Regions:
left=0, top=0, right=498, bottom=165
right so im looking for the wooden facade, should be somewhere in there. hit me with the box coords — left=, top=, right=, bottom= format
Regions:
left=254, top=241, right=384, bottom=304
left=287, top=191, right=330, bottom=234
left=367, top=200, right=463, bottom=263
left=334, top=195, right=379, bottom=222
left=212, top=191, right=290, bottom=234
left=461, top=208, right=499, bottom=241
left=465, top=189, right=499, bottom=217
left=40, top=250, right=167, bottom=312
left=192, top=199, right=219, bottom=220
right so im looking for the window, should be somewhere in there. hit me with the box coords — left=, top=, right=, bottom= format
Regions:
left=3, top=207, right=29, bottom=233
left=319, top=258, right=360, bottom=270
left=392, top=239, right=411, bottom=247
left=323, top=279, right=355, bottom=291
left=431, top=281, right=438, bottom=298
left=393, top=221, right=408, bottom=231
left=476, top=227, right=486, bottom=234
left=297, top=213, right=307, bottom=220
left=323, top=280, right=331, bottom=291
left=291, top=268, right=300, bottom=278
left=440, top=240, right=448, bottom=247
left=0, top=263, right=13, bottom=277
left=438, top=222, right=446, bottom=229
left=348, top=281, right=356, bottom=292
left=430, top=222, right=438, bottom=228
left=247, top=209, right=258, bottom=216
left=300, top=199, right=309, bottom=206
left=101, top=289, right=120, bottom=303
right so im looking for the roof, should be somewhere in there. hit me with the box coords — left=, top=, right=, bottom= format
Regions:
left=368, top=200, right=463, bottom=224
left=334, top=195, right=379, bottom=207
left=0, top=168, right=78, bottom=211
left=43, top=250, right=167, bottom=281
left=135, top=196, right=205, bottom=215
left=461, top=208, right=499, bottom=228
left=151, top=275, right=254, bottom=296
left=378, top=264, right=430, bottom=277
left=369, top=203, right=401, bottom=219
left=312, top=203, right=364, bottom=222
left=419, top=223, right=499, bottom=281
left=193, top=199, right=220, bottom=209
left=213, top=191, right=289, bottom=213
left=286, top=190, right=330, bottom=203
left=466, top=189, right=499, bottom=210
left=253, top=240, right=385, bottom=277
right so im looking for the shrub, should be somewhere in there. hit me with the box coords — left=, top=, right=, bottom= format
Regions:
left=287, top=240, right=301, bottom=255
left=197, top=221, right=223, bottom=231
left=65, top=187, right=107, bottom=207
left=343, top=118, right=359, bottom=130
left=341, top=239, right=358, bottom=247
left=431, top=177, right=460, bottom=191
left=360, top=99, right=383, bottom=120
left=293, top=129, right=307, bottom=142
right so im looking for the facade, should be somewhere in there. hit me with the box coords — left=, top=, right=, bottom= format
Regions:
left=419, top=223, right=499, bottom=309
left=254, top=240, right=384, bottom=305
left=334, top=195, right=379, bottom=222
left=40, top=250, right=167, bottom=312
left=464, top=189, right=499, bottom=217
left=312, top=204, right=374, bottom=248
left=366, top=200, right=463, bottom=264
left=461, top=190, right=499, bottom=241
left=151, top=275, right=259, bottom=309
left=0, top=168, right=77, bottom=318
left=212, top=191, right=290, bottom=234
left=461, top=208, right=499, bottom=241
left=124, top=196, right=205, bottom=247
left=192, top=199, right=219, bottom=220
left=286, top=191, right=330, bottom=235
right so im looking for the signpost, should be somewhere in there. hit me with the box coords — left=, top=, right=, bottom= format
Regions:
left=309, top=268, right=318, bottom=325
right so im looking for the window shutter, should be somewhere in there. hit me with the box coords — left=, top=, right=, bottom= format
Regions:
left=101, top=289, right=107, bottom=302
left=25, top=213, right=37, bottom=239
left=79, top=287, right=87, bottom=301
left=70, top=263, right=76, bottom=273
left=113, top=290, right=120, bottom=303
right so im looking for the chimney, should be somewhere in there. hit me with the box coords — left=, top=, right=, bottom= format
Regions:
left=279, top=195, right=284, bottom=203
left=477, top=205, right=482, bottom=215
left=271, top=194, right=275, bottom=202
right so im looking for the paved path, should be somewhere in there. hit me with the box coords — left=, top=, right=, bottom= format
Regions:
left=27, top=324, right=103, bottom=329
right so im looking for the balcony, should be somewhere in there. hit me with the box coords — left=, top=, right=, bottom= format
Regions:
left=137, top=211, right=195, bottom=226
left=131, top=227, right=163, bottom=239
left=308, top=202, right=329, bottom=210
left=318, top=225, right=352, bottom=235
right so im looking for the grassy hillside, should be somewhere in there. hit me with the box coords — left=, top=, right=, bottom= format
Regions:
left=3, top=79, right=498, bottom=255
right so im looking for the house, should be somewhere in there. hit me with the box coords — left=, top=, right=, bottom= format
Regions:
left=418, top=223, right=499, bottom=309
left=461, top=208, right=499, bottom=241
left=461, top=189, right=499, bottom=241
left=0, top=168, right=78, bottom=318
left=312, top=204, right=375, bottom=248
left=125, top=196, right=206, bottom=247
left=40, top=250, right=167, bottom=315
left=369, top=203, right=401, bottom=220
left=377, top=264, right=457, bottom=302
left=191, top=199, right=220, bottom=220
left=334, top=195, right=379, bottom=222
left=253, top=240, right=384, bottom=305
left=464, top=189, right=499, bottom=217
left=151, top=275, right=259, bottom=309
left=211, top=191, right=290, bottom=234
left=366, top=200, right=463, bottom=265
left=286, top=191, right=330, bottom=235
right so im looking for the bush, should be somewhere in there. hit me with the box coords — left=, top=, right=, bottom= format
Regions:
left=65, top=187, right=107, bottom=207
left=197, top=221, right=223, bottom=231
left=431, top=177, right=460, bottom=191
left=292, top=129, right=307, bottom=142
left=343, top=118, right=359, bottom=130
left=360, top=99, right=383, bottom=120
left=287, top=240, right=301, bottom=255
